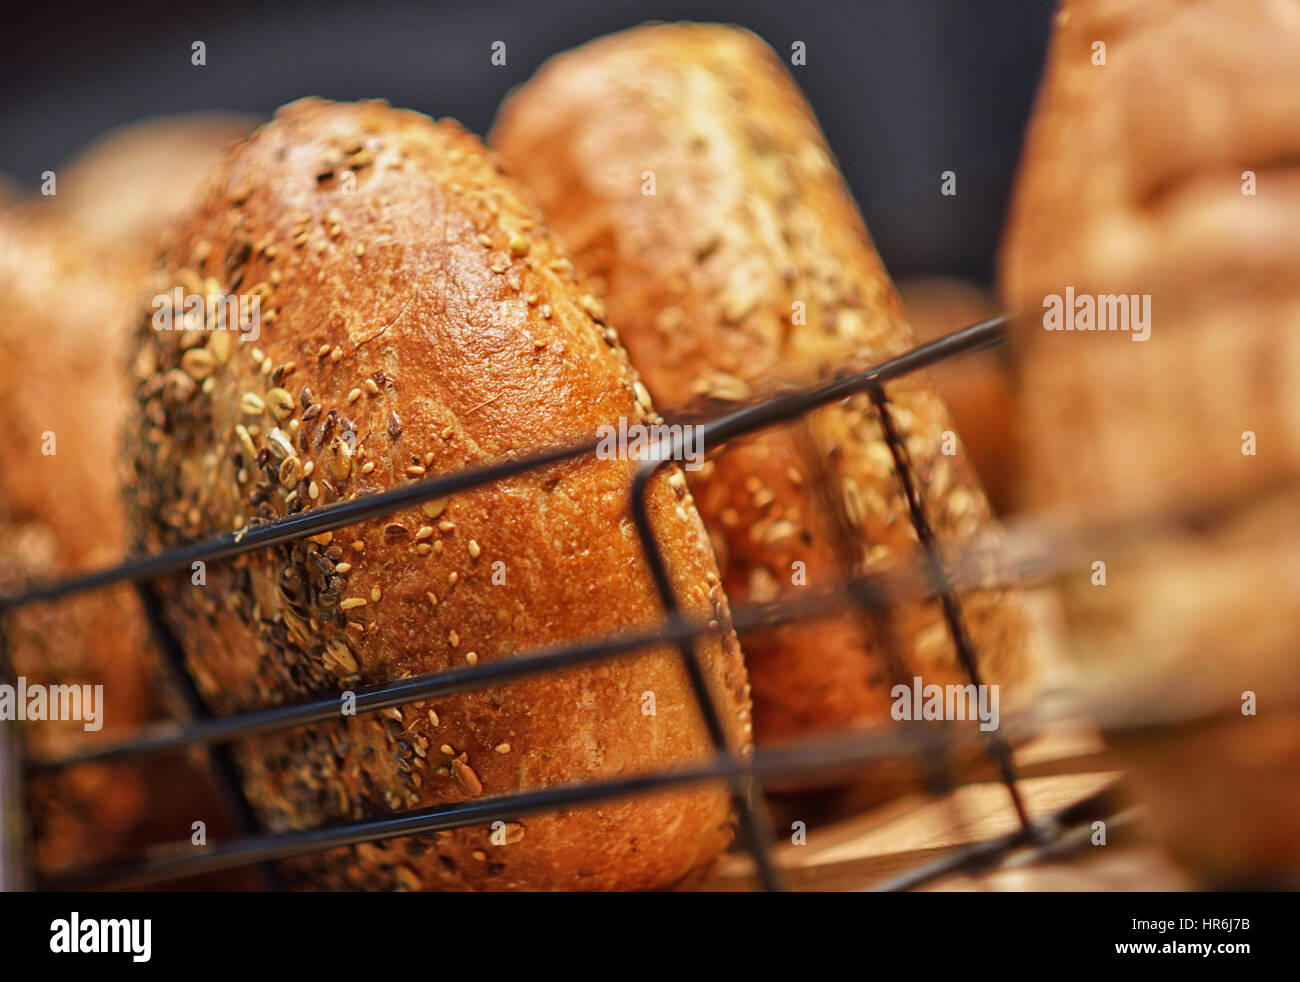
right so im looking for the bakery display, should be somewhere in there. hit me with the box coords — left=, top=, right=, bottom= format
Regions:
left=0, top=6, right=1291, bottom=896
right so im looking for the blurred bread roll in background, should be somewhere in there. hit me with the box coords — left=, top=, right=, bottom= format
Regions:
left=1000, top=0, right=1300, bottom=883
left=1001, top=0, right=1300, bottom=520
left=0, top=112, right=255, bottom=883
left=42, top=113, right=255, bottom=261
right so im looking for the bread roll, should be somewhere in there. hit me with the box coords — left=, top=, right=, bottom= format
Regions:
left=1000, top=0, right=1300, bottom=882
left=125, top=98, right=751, bottom=891
left=491, top=24, right=1033, bottom=756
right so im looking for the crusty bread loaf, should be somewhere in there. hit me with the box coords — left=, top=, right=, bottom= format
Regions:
left=1000, top=0, right=1300, bottom=882
left=125, top=98, right=751, bottom=891
left=491, top=24, right=1033, bottom=755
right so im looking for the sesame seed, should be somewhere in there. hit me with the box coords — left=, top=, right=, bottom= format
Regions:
left=361, top=461, right=375, bottom=474
left=448, top=631, right=460, bottom=647
left=317, top=343, right=331, bottom=358
left=309, top=481, right=320, bottom=500
left=438, top=520, right=454, bottom=532
left=351, top=540, right=365, bottom=551
left=406, top=465, right=426, bottom=477
left=340, top=598, right=367, bottom=610
left=508, top=233, right=530, bottom=257
left=364, top=378, right=380, bottom=395
left=335, top=562, right=353, bottom=574
left=415, top=543, right=432, bottom=556
left=422, top=498, right=448, bottom=518
left=330, top=347, right=343, bottom=362
left=427, top=710, right=440, bottom=726
left=426, top=592, right=438, bottom=606
left=440, top=744, right=454, bottom=756
left=371, top=586, right=382, bottom=602
left=347, top=387, right=362, bottom=403
left=303, top=461, right=315, bottom=477
left=468, top=539, right=480, bottom=558
left=465, top=651, right=478, bottom=665
left=415, top=525, right=434, bottom=540
left=448, top=571, right=458, bottom=585
left=495, top=742, right=511, bottom=754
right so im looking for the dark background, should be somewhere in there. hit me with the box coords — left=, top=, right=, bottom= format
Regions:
left=0, top=0, right=1056, bottom=284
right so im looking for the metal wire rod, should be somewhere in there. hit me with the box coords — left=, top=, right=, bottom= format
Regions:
left=868, top=385, right=1034, bottom=833
left=8, top=314, right=1023, bottom=893
left=629, top=458, right=786, bottom=892
left=867, top=784, right=1122, bottom=893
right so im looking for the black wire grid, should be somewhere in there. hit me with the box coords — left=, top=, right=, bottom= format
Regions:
left=0, top=315, right=1120, bottom=892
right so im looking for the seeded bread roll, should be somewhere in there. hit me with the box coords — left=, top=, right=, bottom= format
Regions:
left=491, top=24, right=1033, bottom=756
left=126, top=98, right=751, bottom=891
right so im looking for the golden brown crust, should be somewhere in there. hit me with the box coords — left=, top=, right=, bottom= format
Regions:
left=1000, top=0, right=1300, bottom=516
left=126, top=98, right=751, bottom=890
left=491, top=24, right=1033, bottom=751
